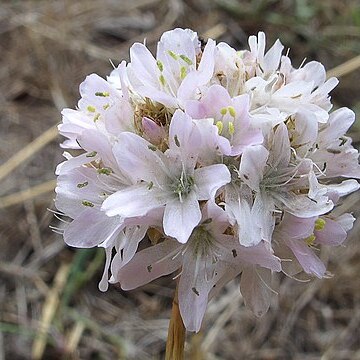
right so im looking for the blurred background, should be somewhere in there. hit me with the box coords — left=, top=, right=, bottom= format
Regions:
left=1, top=0, right=360, bottom=359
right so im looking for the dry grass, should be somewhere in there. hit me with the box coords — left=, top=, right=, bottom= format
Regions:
left=1, top=0, right=360, bottom=359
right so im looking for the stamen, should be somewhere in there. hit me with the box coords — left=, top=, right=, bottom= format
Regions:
left=172, top=270, right=183, bottom=280
left=52, top=213, right=70, bottom=224
left=339, top=137, right=347, bottom=146
left=159, top=74, right=166, bottom=86
left=49, top=226, right=64, bottom=235
left=86, top=151, right=97, bottom=158
left=315, top=218, right=326, bottom=231
left=228, top=106, right=236, bottom=117
left=254, top=267, right=279, bottom=295
left=180, top=66, right=187, bottom=80
left=97, top=168, right=112, bottom=175
left=228, top=121, right=235, bottom=135
left=282, top=268, right=311, bottom=283
left=216, top=121, right=223, bottom=134
left=95, top=91, right=110, bottom=97
left=220, top=107, right=227, bottom=116
left=179, top=54, right=193, bottom=65
left=168, top=50, right=178, bottom=60
left=49, top=225, right=64, bottom=232
left=327, top=148, right=341, bottom=155
left=77, top=181, right=89, bottom=188
left=174, top=135, right=180, bottom=147
left=192, top=287, right=200, bottom=296
left=148, top=144, right=157, bottom=151
left=87, top=105, right=96, bottom=113
left=156, top=60, right=164, bottom=72
left=82, top=200, right=95, bottom=207
left=305, top=234, right=316, bottom=246
left=99, top=246, right=113, bottom=291
left=47, top=208, right=65, bottom=216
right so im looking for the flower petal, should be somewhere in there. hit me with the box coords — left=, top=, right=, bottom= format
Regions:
left=240, top=266, right=273, bottom=317
left=239, top=145, right=268, bottom=191
left=102, top=184, right=167, bottom=218
left=315, top=217, right=348, bottom=246
left=116, top=239, right=182, bottom=290
left=286, top=239, right=326, bottom=278
left=178, top=252, right=226, bottom=332
left=64, top=208, right=122, bottom=248
left=113, top=132, right=169, bottom=185
left=194, top=164, right=231, bottom=200
left=163, top=191, right=201, bottom=243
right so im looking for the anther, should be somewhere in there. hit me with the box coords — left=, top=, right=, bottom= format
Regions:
left=168, top=50, right=178, bottom=60
left=82, top=200, right=94, bottom=207
left=179, top=54, right=193, bottom=65
left=77, top=181, right=88, bottom=188
left=216, top=121, right=223, bottom=134
left=220, top=107, right=227, bottom=116
left=305, top=234, right=316, bottom=246
left=86, top=151, right=97, bottom=158
left=180, top=66, right=187, bottom=80
left=156, top=60, right=164, bottom=72
left=228, top=106, right=236, bottom=117
left=159, top=74, right=166, bottom=86
left=192, top=287, right=200, bottom=296
left=97, top=168, right=112, bottom=175
left=174, top=135, right=180, bottom=147
left=95, top=92, right=110, bottom=97
left=228, top=121, right=235, bottom=135
left=148, top=145, right=157, bottom=151
left=315, top=218, right=326, bottom=231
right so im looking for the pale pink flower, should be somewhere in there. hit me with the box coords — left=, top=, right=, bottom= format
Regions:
left=235, top=123, right=333, bottom=243
left=59, top=73, right=134, bottom=149
left=127, top=28, right=215, bottom=108
left=54, top=28, right=360, bottom=330
left=274, top=211, right=355, bottom=278
left=115, top=202, right=281, bottom=331
left=309, top=108, right=360, bottom=178
left=212, top=42, right=246, bottom=96
left=101, top=110, right=231, bottom=244
left=185, top=84, right=263, bottom=156
left=244, top=31, right=284, bottom=78
left=241, top=32, right=338, bottom=127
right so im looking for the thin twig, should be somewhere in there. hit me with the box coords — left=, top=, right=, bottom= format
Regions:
left=0, top=126, right=58, bottom=183
left=327, top=54, right=360, bottom=79
left=65, top=321, right=86, bottom=356
left=0, top=180, right=56, bottom=209
left=203, top=24, right=227, bottom=39
left=31, top=263, right=70, bottom=360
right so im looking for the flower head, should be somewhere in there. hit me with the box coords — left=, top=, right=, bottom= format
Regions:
left=54, top=28, right=359, bottom=332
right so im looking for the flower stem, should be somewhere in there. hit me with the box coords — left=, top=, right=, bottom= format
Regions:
left=165, top=285, right=186, bottom=360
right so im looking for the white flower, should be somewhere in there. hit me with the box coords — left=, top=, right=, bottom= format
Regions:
left=54, top=28, right=360, bottom=331
left=127, top=28, right=216, bottom=108
left=115, top=202, right=281, bottom=331
left=102, top=110, right=231, bottom=244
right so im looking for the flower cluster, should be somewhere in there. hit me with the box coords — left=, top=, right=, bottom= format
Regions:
left=55, top=28, right=360, bottom=332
